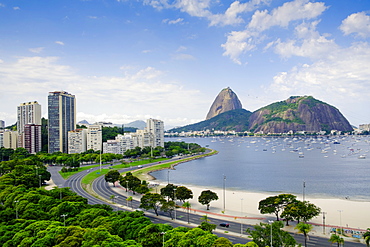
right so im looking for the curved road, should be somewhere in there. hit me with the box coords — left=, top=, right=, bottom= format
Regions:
left=48, top=160, right=366, bottom=246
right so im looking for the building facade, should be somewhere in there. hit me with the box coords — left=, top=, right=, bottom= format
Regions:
left=146, top=118, right=164, bottom=148
left=24, top=124, right=42, bottom=154
left=0, top=120, right=4, bottom=129
left=48, top=91, right=76, bottom=153
left=87, top=125, right=102, bottom=152
left=68, top=129, right=87, bottom=154
left=3, top=130, right=18, bottom=149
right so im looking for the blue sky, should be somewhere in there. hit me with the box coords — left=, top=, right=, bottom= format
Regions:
left=1, top=0, right=370, bottom=129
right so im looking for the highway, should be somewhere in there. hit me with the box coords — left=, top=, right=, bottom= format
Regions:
left=48, top=161, right=366, bottom=246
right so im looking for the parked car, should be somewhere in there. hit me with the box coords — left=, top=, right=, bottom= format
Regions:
left=219, top=223, right=230, bottom=228
left=138, top=165, right=143, bottom=168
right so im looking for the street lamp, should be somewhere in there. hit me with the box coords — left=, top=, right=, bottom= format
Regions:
left=126, top=181, right=129, bottom=207
left=303, top=181, right=306, bottom=202
left=14, top=200, right=19, bottom=219
left=174, top=188, right=177, bottom=221
left=115, top=196, right=119, bottom=214
left=161, top=232, right=166, bottom=247
left=223, top=175, right=226, bottom=212
left=268, top=220, right=274, bottom=247
left=240, top=198, right=243, bottom=235
left=322, top=212, right=327, bottom=234
left=338, top=210, right=343, bottom=235
left=39, top=175, right=42, bottom=188
left=61, top=214, right=68, bottom=227
left=167, top=170, right=170, bottom=184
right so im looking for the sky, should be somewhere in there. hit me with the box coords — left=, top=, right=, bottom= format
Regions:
left=1, top=0, right=370, bottom=129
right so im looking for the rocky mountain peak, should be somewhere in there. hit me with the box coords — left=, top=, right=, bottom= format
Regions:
left=206, top=87, right=243, bottom=120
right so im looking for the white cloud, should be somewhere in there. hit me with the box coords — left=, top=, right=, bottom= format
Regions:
left=29, top=47, right=44, bottom=53
left=340, top=12, right=370, bottom=38
left=266, top=41, right=370, bottom=125
left=209, top=0, right=271, bottom=26
left=163, top=18, right=184, bottom=24
left=222, top=0, right=327, bottom=64
left=273, top=21, right=338, bottom=59
left=0, top=56, right=207, bottom=126
left=221, top=30, right=259, bottom=64
left=0, top=3, right=5, bottom=7
left=55, top=41, right=65, bottom=45
left=13, top=6, right=20, bottom=10
left=248, top=0, right=327, bottom=31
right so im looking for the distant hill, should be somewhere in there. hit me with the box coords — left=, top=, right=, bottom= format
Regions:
left=125, top=120, right=146, bottom=130
left=169, top=109, right=252, bottom=132
left=206, top=87, right=242, bottom=120
left=249, top=96, right=353, bottom=133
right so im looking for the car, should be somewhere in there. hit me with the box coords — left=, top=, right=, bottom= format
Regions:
left=219, top=223, right=230, bottom=228
left=138, top=165, right=143, bottom=168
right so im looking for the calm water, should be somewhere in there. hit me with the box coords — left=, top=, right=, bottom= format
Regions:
left=151, top=136, right=370, bottom=200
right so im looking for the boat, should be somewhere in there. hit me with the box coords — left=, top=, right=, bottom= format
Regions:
left=358, top=155, right=366, bottom=159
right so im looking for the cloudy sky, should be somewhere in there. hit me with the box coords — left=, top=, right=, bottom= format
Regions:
left=1, top=0, right=369, bottom=129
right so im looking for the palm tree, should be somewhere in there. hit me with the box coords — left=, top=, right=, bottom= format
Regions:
left=182, top=201, right=191, bottom=224
left=295, top=222, right=313, bottom=247
left=363, top=228, right=370, bottom=247
left=329, top=234, right=344, bottom=247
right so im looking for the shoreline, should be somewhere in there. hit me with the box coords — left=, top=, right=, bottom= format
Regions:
left=143, top=164, right=370, bottom=231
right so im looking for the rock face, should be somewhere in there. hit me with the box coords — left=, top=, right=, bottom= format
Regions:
left=206, top=87, right=243, bottom=120
left=248, top=96, right=353, bottom=133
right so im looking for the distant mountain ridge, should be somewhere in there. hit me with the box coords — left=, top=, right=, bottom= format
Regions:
left=169, top=89, right=353, bottom=133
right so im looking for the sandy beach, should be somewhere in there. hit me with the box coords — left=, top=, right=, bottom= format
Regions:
left=166, top=182, right=370, bottom=232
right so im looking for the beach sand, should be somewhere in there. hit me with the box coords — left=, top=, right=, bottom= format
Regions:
left=169, top=182, right=370, bottom=231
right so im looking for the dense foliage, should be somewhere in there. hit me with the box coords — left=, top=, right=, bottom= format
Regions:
left=0, top=158, right=240, bottom=246
left=169, top=109, right=252, bottom=132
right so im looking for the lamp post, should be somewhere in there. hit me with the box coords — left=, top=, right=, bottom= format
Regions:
left=223, top=175, right=226, bottom=212
left=322, top=212, right=327, bottom=234
left=126, top=181, right=129, bottom=207
left=268, top=220, right=274, bottom=247
left=174, top=188, right=177, bottom=221
left=240, top=198, right=243, bottom=235
left=14, top=200, right=19, bottom=219
left=161, top=232, right=166, bottom=247
left=115, top=196, right=119, bottom=214
left=338, top=210, right=343, bottom=235
left=167, top=170, right=170, bottom=184
left=61, top=214, right=68, bottom=227
left=303, top=181, right=306, bottom=202
left=39, top=175, right=42, bottom=188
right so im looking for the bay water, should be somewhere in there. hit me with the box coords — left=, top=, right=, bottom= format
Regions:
left=150, top=136, right=370, bottom=201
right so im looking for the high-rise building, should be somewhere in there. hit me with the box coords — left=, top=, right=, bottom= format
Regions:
left=3, top=130, right=18, bottom=149
left=0, top=120, right=4, bottom=129
left=87, top=125, right=102, bottom=152
left=48, top=91, right=76, bottom=153
left=17, top=101, right=42, bottom=152
left=146, top=118, right=164, bottom=148
left=24, top=124, right=42, bottom=154
left=68, top=128, right=87, bottom=154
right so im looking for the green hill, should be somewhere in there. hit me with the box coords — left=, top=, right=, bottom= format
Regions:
left=169, top=109, right=252, bottom=132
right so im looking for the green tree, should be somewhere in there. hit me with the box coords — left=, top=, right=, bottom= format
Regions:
left=363, top=228, right=370, bottom=247
left=198, top=221, right=216, bottom=233
left=246, top=221, right=297, bottom=247
left=140, top=193, right=165, bottom=216
left=329, top=234, right=344, bottom=247
left=258, top=194, right=296, bottom=221
left=212, top=237, right=233, bottom=247
left=161, top=200, right=176, bottom=220
left=176, top=186, right=193, bottom=203
left=160, top=183, right=177, bottom=201
left=105, top=170, right=121, bottom=187
left=295, top=222, right=313, bottom=247
left=281, top=200, right=321, bottom=225
left=119, top=172, right=141, bottom=194
left=198, top=190, right=218, bottom=210
left=182, top=201, right=191, bottom=224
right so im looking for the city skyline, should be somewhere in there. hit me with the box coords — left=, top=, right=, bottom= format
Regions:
left=1, top=0, right=370, bottom=128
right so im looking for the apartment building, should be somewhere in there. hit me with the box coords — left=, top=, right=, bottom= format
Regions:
left=86, top=125, right=102, bottom=152
left=48, top=91, right=76, bottom=153
left=68, top=129, right=87, bottom=154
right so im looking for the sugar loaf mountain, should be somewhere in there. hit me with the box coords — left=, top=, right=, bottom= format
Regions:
left=169, top=87, right=353, bottom=134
